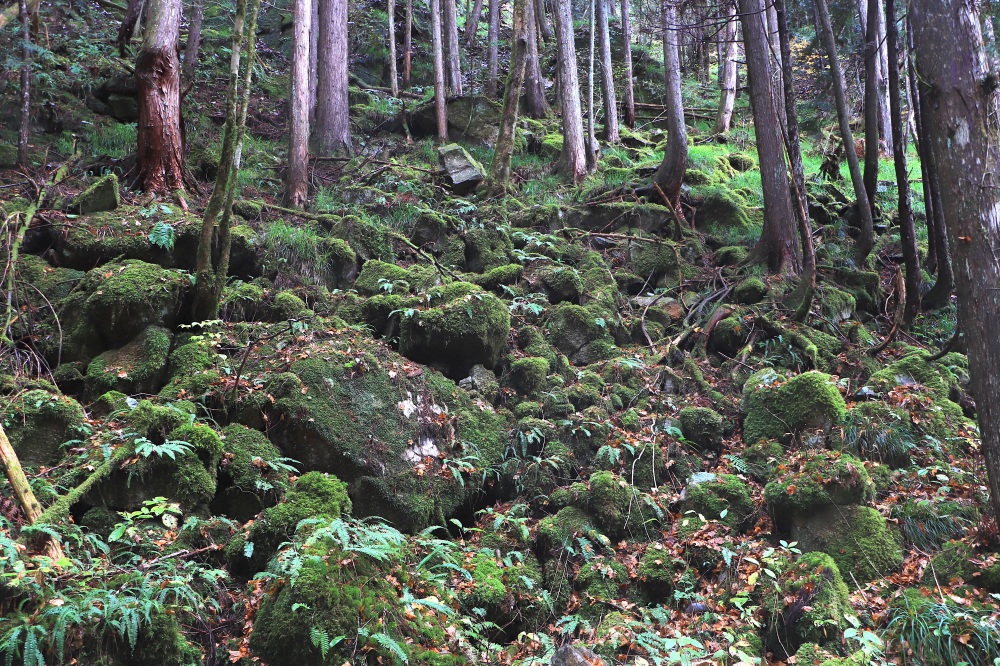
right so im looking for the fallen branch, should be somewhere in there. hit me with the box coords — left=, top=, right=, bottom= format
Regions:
left=0, top=423, right=64, bottom=562
left=36, top=445, right=132, bottom=525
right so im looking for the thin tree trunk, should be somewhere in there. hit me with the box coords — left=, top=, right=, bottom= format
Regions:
left=464, top=0, right=484, bottom=44
left=863, top=0, right=880, bottom=213
left=535, top=0, right=551, bottom=41
left=524, top=0, right=549, bottom=117
left=740, top=0, right=800, bottom=273
left=876, top=0, right=892, bottom=154
left=388, top=0, right=399, bottom=96
left=765, top=0, right=786, bottom=128
left=486, top=0, right=499, bottom=95
left=596, top=0, right=618, bottom=143
left=554, top=0, right=587, bottom=181
left=984, top=8, right=1000, bottom=71
left=309, top=0, right=318, bottom=119
left=907, top=22, right=938, bottom=273
left=917, top=71, right=955, bottom=308
left=284, top=0, right=311, bottom=207
left=404, top=0, right=413, bottom=87
left=136, top=0, right=187, bottom=194
left=910, top=0, right=1000, bottom=528
left=182, top=0, right=204, bottom=82
left=16, top=0, right=29, bottom=167
left=885, top=0, right=920, bottom=326
left=652, top=0, right=686, bottom=217
left=431, top=0, right=449, bottom=141
left=815, top=0, right=875, bottom=260
left=315, top=0, right=351, bottom=155
left=0, top=424, right=64, bottom=562
left=775, top=0, right=815, bottom=316
left=487, top=0, right=528, bottom=193
left=715, top=0, right=737, bottom=134
left=586, top=0, right=598, bottom=171
left=442, top=0, right=462, bottom=94
left=621, top=0, right=635, bottom=128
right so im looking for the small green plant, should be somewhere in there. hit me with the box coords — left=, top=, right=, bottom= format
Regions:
left=133, top=437, right=193, bottom=460
left=109, top=497, right=183, bottom=542
left=148, top=221, right=177, bottom=250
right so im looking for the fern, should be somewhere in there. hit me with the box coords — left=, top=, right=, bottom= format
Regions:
left=148, top=221, right=177, bottom=250
left=359, top=628, right=408, bottom=664
left=133, top=437, right=193, bottom=460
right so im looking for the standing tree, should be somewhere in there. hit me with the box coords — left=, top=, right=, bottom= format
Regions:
left=715, top=0, right=738, bottom=134
left=284, top=0, right=311, bottom=206
left=16, top=0, right=29, bottom=166
left=388, top=0, right=398, bottom=96
left=739, top=0, right=800, bottom=272
left=431, top=0, right=449, bottom=141
left=910, top=0, right=1000, bottom=526
left=815, top=0, right=875, bottom=259
left=524, top=0, right=549, bottom=117
left=487, top=0, right=528, bottom=193
left=136, top=0, right=187, bottom=194
left=554, top=0, right=587, bottom=181
left=620, top=0, right=635, bottom=127
left=862, top=0, right=881, bottom=212
left=486, top=0, right=500, bottom=95
left=651, top=0, right=686, bottom=217
left=404, top=0, right=413, bottom=88
left=182, top=0, right=205, bottom=82
left=464, top=0, right=484, bottom=44
left=585, top=0, right=598, bottom=171
left=314, top=0, right=351, bottom=155
left=442, top=0, right=462, bottom=94
left=596, top=0, right=619, bottom=143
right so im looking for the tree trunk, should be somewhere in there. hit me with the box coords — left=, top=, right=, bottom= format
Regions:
left=388, top=0, right=399, bottom=96
left=431, top=0, right=449, bottom=141
left=876, top=0, right=892, bottom=154
left=16, top=0, right=29, bottom=167
left=586, top=0, right=598, bottom=171
left=815, top=0, right=875, bottom=260
left=535, top=0, right=551, bottom=41
left=715, top=0, right=738, bottom=134
left=653, top=0, right=686, bottom=216
left=309, top=0, right=318, bottom=118
left=136, top=0, right=186, bottom=194
left=910, top=0, right=1000, bottom=527
left=984, top=8, right=1000, bottom=71
left=442, top=0, right=462, bottom=94
left=620, top=0, right=635, bottom=128
left=182, top=0, right=204, bottom=82
left=596, top=0, right=618, bottom=143
left=0, top=424, right=64, bottom=562
left=404, top=0, right=413, bottom=88
left=487, top=0, right=528, bottom=193
left=486, top=0, right=499, bottom=95
left=863, top=0, right=880, bottom=213
left=314, top=0, right=351, bottom=155
left=775, top=0, right=815, bottom=314
left=284, top=0, right=311, bottom=206
left=765, top=0, right=786, bottom=128
left=885, top=0, right=920, bottom=326
left=524, top=0, right=549, bottom=117
left=739, top=0, right=800, bottom=273
left=907, top=21, right=938, bottom=273
left=554, top=0, right=587, bottom=181
left=464, top=0, right=484, bottom=45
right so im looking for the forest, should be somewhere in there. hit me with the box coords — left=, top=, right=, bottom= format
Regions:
left=2, top=0, right=1000, bottom=663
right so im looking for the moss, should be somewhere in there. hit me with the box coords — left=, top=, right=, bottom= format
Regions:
left=869, top=351, right=952, bottom=400
left=538, top=506, right=600, bottom=548
left=794, top=643, right=836, bottom=666
left=272, top=291, right=313, bottom=319
left=684, top=168, right=715, bottom=185
left=222, top=281, right=266, bottom=322
left=330, top=214, right=393, bottom=262
left=683, top=473, right=754, bottom=532
left=743, top=439, right=784, bottom=481
left=588, top=471, right=638, bottom=539
left=742, top=370, right=847, bottom=445
left=123, top=608, right=201, bottom=666
left=638, top=543, right=684, bottom=598
left=1, top=389, right=87, bottom=466
left=547, top=302, right=615, bottom=366
left=215, top=424, right=290, bottom=521
left=472, top=263, right=523, bottom=291
left=508, top=357, right=549, bottom=396
left=576, top=557, right=630, bottom=619
left=765, top=552, right=852, bottom=655
left=678, top=406, right=724, bottom=452
left=69, top=173, right=120, bottom=214
left=513, top=400, right=542, bottom=419
left=93, top=390, right=131, bottom=415
left=537, top=263, right=585, bottom=303
left=463, top=226, right=513, bottom=272
left=354, top=259, right=418, bottom=295
left=733, top=277, right=768, bottom=305
left=85, top=326, right=172, bottom=396
left=710, top=315, right=750, bottom=356
left=696, top=186, right=751, bottom=229
left=470, top=553, right=508, bottom=607
left=817, top=285, right=856, bottom=323
left=764, top=450, right=874, bottom=527
left=727, top=153, right=756, bottom=172
left=629, top=240, right=681, bottom=281
left=620, top=408, right=641, bottom=431
left=924, top=541, right=1000, bottom=592
left=716, top=245, right=749, bottom=266
left=791, top=504, right=903, bottom=581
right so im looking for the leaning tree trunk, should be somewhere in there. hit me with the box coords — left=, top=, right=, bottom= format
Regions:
left=863, top=0, right=881, bottom=213
left=486, top=0, right=500, bottom=95
left=182, top=0, right=205, bottom=82
left=0, top=424, right=64, bottom=562
left=596, top=0, right=619, bottom=143
left=652, top=0, right=686, bottom=217
left=815, top=0, right=875, bottom=260
left=464, top=0, right=484, bottom=44
left=487, top=0, right=528, bottom=193
left=740, top=0, right=800, bottom=273
left=524, top=0, right=549, bottom=117
left=535, top=0, right=552, bottom=40
left=910, top=0, right=1000, bottom=525
left=136, top=0, right=187, bottom=194
left=284, top=0, right=311, bottom=207
left=885, top=0, right=920, bottom=326
left=431, top=0, right=449, bottom=141
left=554, top=0, right=587, bottom=181
left=621, top=0, right=635, bottom=127
left=715, top=0, right=738, bottom=134
left=314, top=0, right=351, bottom=155
left=16, top=0, right=29, bottom=167
left=442, top=0, right=462, bottom=94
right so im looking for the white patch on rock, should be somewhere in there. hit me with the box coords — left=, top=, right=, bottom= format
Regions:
left=398, top=392, right=417, bottom=418
left=404, top=437, right=440, bottom=463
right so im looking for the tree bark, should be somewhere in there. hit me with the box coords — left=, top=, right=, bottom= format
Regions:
left=524, top=0, right=549, bottom=117
left=554, top=0, right=587, bottom=181
left=739, top=0, right=800, bottom=273
left=309, top=0, right=318, bottom=119
left=596, top=0, right=619, bottom=143
left=535, top=0, right=551, bottom=41
left=765, top=0, right=786, bottom=129
left=284, top=0, right=311, bottom=207
left=486, top=0, right=499, bottom=96
left=876, top=0, right=892, bottom=154
left=620, top=0, right=635, bottom=128
left=388, top=0, right=398, bottom=96
left=715, top=0, right=738, bottom=134
left=885, top=0, right=920, bottom=327
left=463, top=0, right=484, bottom=45
left=652, top=0, right=686, bottom=216
left=136, top=0, right=186, bottom=194
left=815, top=0, right=875, bottom=260
left=314, top=0, right=351, bottom=155
left=0, top=424, right=64, bottom=562
left=910, top=0, right=1000, bottom=527
left=403, top=0, right=413, bottom=88
left=907, top=21, right=938, bottom=273
left=431, top=0, right=449, bottom=141
left=863, top=0, right=881, bottom=213
left=16, top=0, right=29, bottom=167
left=487, top=0, right=528, bottom=193
left=586, top=0, right=598, bottom=172
left=182, top=0, right=204, bottom=82
left=442, top=0, right=462, bottom=94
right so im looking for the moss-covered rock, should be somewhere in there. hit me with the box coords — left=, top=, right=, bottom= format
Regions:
left=793, top=643, right=836, bottom=666
left=629, top=240, right=682, bottom=283
left=463, top=226, right=514, bottom=272
left=354, top=259, right=435, bottom=295
left=716, top=245, right=749, bottom=266
left=1, top=389, right=87, bottom=466
left=733, top=277, right=768, bottom=305
left=764, top=552, right=852, bottom=656
left=696, top=186, right=751, bottom=229
left=85, top=326, right=172, bottom=396
left=742, top=370, right=847, bottom=445
left=709, top=314, right=751, bottom=356
left=587, top=471, right=640, bottom=540
left=817, top=285, right=856, bottom=323
left=742, top=439, right=784, bottom=481
left=923, top=540, right=1000, bottom=592
left=727, top=153, right=756, bottom=172
left=538, top=506, right=603, bottom=549
left=508, top=356, right=549, bottom=396
left=547, top=303, right=616, bottom=366
left=214, top=424, right=291, bottom=521
left=682, top=473, right=754, bottom=532
left=472, top=263, right=523, bottom=292
left=791, top=504, right=903, bottom=581
left=638, top=543, right=684, bottom=598
left=678, top=406, right=725, bottom=452
left=537, top=264, right=585, bottom=303
left=69, top=174, right=120, bottom=214
left=271, top=290, right=313, bottom=320
left=764, top=450, right=874, bottom=527
left=576, top=556, right=629, bottom=618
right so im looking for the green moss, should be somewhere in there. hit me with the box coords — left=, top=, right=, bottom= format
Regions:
left=794, top=643, right=836, bottom=665
left=742, top=439, right=784, bottom=481
left=472, top=263, right=523, bottom=291
left=1, top=389, right=87, bottom=466
left=817, top=285, right=856, bottom=323
left=537, top=263, right=585, bottom=303
left=716, top=245, right=749, bottom=266
left=683, top=473, right=754, bottom=532
left=272, top=291, right=313, bottom=319
left=696, top=186, right=751, bottom=229
left=678, top=406, right=724, bottom=452
left=588, top=471, right=638, bottom=539
left=710, top=315, right=750, bottom=356
left=463, top=226, right=513, bottom=272
left=86, top=326, right=172, bottom=396
left=684, top=168, right=715, bottom=185
left=764, top=450, right=874, bottom=525
left=742, top=370, right=847, bottom=445
left=924, top=541, right=1000, bottom=592
left=509, top=357, right=549, bottom=396
left=470, top=553, right=508, bottom=607
left=222, top=282, right=266, bottom=322
left=123, top=608, right=201, bottom=666
left=638, top=544, right=684, bottom=597
left=727, top=153, right=756, bottom=172
left=629, top=240, right=681, bottom=280
left=547, top=303, right=615, bottom=366
left=69, top=173, right=120, bottom=214
left=733, top=277, right=768, bottom=305
left=765, top=552, right=852, bottom=655
left=792, top=504, right=903, bottom=582
left=354, top=259, right=418, bottom=295
left=538, top=506, right=600, bottom=548
left=576, top=557, right=628, bottom=616
left=869, top=351, right=952, bottom=400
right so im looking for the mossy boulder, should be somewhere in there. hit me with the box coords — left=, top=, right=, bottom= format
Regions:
left=733, top=277, right=768, bottom=305
left=213, top=424, right=292, bottom=521
left=271, top=290, right=313, bottom=320
left=791, top=504, right=903, bottom=581
left=923, top=540, right=1000, bottom=592
left=716, top=245, right=749, bottom=266
left=678, top=406, right=725, bottom=452
left=508, top=356, right=549, bottom=396
left=462, top=226, right=514, bottom=272
left=764, top=450, right=874, bottom=527
left=727, top=153, right=756, bottom=172
left=588, top=471, right=641, bottom=540
left=1, top=389, right=87, bottom=466
left=538, top=506, right=603, bottom=549
left=537, top=264, right=585, bottom=304
left=696, top=186, right=751, bottom=229
left=398, top=282, right=510, bottom=375
left=548, top=303, right=616, bottom=366
left=681, top=473, right=754, bottom=532
left=629, top=240, right=682, bottom=283
left=85, top=326, right=172, bottom=396
left=764, top=552, right=852, bottom=656
left=354, top=259, right=437, bottom=296
left=472, top=263, right=523, bottom=292
left=438, top=143, right=485, bottom=194
left=69, top=174, right=120, bottom=214
left=869, top=350, right=953, bottom=400
left=158, top=340, right=222, bottom=401
left=638, top=543, right=684, bottom=598
left=709, top=314, right=750, bottom=356
left=742, top=370, right=847, bottom=445
left=817, top=285, right=856, bottom=323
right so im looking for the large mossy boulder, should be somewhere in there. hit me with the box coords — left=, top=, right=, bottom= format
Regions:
left=678, top=406, right=725, bottom=452
left=791, top=504, right=903, bottom=582
left=764, top=450, right=874, bottom=527
left=695, top=186, right=751, bottom=229
left=69, top=174, right=120, bottom=214
left=742, top=370, right=847, bottom=445
left=1, top=389, right=87, bottom=466
left=681, top=473, right=755, bottom=532
left=213, top=424, right=292, bottom=521
left=85, top=326, right=172, bottom=396
left=398, top=282, right=510, bottom=376
left=547, top=303, right=616, bottom=365
left=438, top=143, right=485, bottom=194
left=922, top=540, right=1000, bottom=592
